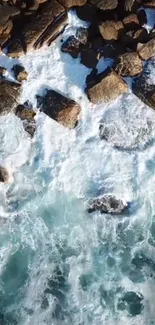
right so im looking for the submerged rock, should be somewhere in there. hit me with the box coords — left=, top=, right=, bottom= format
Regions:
left=86, top=68, right=128, bottom=104
left=87, top=195, right=128, bottom=214
left=61, top=36, right=80, bottom=58
left=76, top=27, right=88, bottom=44
left=12, top=65, right=28, bottom=82
left=36, top=89, right=81, bottom=128
left=118, top=291, right=143, bottom=316
left=0, top=166, right=9, bottom=183
left=0, top=80, right=20, bottom=115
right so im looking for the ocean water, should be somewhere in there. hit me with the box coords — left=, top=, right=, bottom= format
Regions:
left=0, top=9, right=155, bottom=325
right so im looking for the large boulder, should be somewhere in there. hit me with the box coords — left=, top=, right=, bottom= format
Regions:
left=87, top=195, right=128, bottom=214
left=99, top=21, right=124, bottom=41
left=137, top=38, right=155, bottom=60
left=0, top=166, right=9, bottom=183
left=36, top=89, right=81, bottom=128
left=86, top=68, right=128, bottom=104
left=115, top=52, right=143, bottom=77
left=89, top=0, right=118, bottom=10
left=0, top=80, right=20, bottom=115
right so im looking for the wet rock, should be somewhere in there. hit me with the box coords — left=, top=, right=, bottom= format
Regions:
left=120, top=28, right=149, bottom=49
left=133, top=28, right=149, bottom=43
left=0, top=3, right=19, bottom=25
left=123, top=13, right=140, bottom=30
left=91, top=36, right=104, bottom=51
left=118, top=291, right=143, bottom=316
left=99, top=21, right=124, bottom=41
left=81, top=48, right=100, bottom=68
left=76, top=3, right=98, bottom=21
left=143, top=0, right=155, bottom=8
left=89, top=0, right=118, bottom=10
left=76, top=27, right=88, bottom=44
left=132, top=69, right=155, bottom=109
left=0, top=166, right=9, bottom=183
left=0, top=66, right=7, bottom=77
left=114, top=52, right=143, bottom=77
left=36, top=89, right=81, bottom=128
left=137, top=9, right=147, bottom=26
left=86, top=68, right=128, bottom=104
left=0, top=80, right=20, bottom=115
left=124, top=0, right=137, bottom=11
left=87, top=195, right=128, bottom=214
left=15, top=104, right=36, bottom=137
left=137, top=38, right=155, bottom=60
left=60, top=0, right=87, bottom=8
left=12, top=64, right=28, bottom=82
left=61, top=36, right=80, bottom=58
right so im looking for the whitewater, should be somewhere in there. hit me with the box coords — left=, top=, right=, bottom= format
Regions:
left=0, top=8, right=155, bottom=325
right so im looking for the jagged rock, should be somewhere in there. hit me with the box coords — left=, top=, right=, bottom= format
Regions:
left=89, top=0, right=118, bottom=10
left=137, top=38, right=155, bottom=60
left=86, top=68, right=128, bottom=104
left=61, top=36, right=80, bottom=58
left=87, top=195, right=128, bottom=214
left=15, top=104, right=36, bottom=137
left=6, top=0, right=67, bottom=56
left=0, top=80, right=20, bottom=115
left=36, top=89, right=81, bottom=128
left=115, top=52, right=143, bottom=76
left=123, top=13, right=140, bottom=30
left=76, top=27, right=88, bottom=44
left=99, top=21, right=124, bottom=41
left=132, top=68, right=155, bottom=109
left=12, top=64, right=28, bottom=82
left=81, top=48, right=100, bottom=68
left=0, top=166, right=9, bottom=183
left=118, top=291, right=143, bottom=316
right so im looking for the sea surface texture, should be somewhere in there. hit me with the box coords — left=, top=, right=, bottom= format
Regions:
left=0, top=10, right=155, bottom=325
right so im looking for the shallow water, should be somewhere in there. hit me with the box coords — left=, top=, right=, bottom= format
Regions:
left=0, top=9, right=155, bottom=325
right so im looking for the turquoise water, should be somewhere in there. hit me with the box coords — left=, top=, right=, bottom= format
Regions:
left=0, top=10, right=155, bottom=325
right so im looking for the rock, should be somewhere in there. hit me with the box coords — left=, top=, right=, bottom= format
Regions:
left=91, top=36, right=104, bottom=51
left=87, top=195, right=128, bottom=214
left=137, top=38, right=155, bottom=60
left=86, top=68, right=128, bottom=104
left=102, top=41, right=125, bottom=59
left=86, top=68, right=97, bottom=84
left=6, top=0, right=67, bottom=56
left=99, top=21, right=124, bottom=41
left=81, top=48, right=100, bottom=68
left=120, top=28, right=149, bottom=49
left=133, top=28, right=149, bottom=43
left=123, top=14, right=140, bottom=30
left=114, top=52, right=143, bottom=77
left=60, top=0, right=87, bottom=8
left=132, top=68, right=155, bottom=109
left=0, top=3, right=19, bottom=25
left=0, top=66, right=7, bottom=77
left=76, top=3, right=98, bottom=21
left=124, top=0, right=137, bottom=11
left=0, top=80, right=20, bottom=115
left=0, top=166, right=9, bottom=183
left=36, top=89, right=81, bottom=128
left=137, top=9, right=147, bottom=26
left=76, top=27, right=88, bottom=44
left=143, top=0, right=155, bottom=8
left=118, top=291, right=143, bottom=316
left=61, top=36, right=80, bottom=58
left=12, top=64, right=28, bottom=82
left=89, top=0, right=118, bottom=10
left=15, top=104, right=36, bottom=137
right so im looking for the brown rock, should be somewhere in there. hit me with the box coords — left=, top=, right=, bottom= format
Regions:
left=99, top=21, right=124, bottom=41
left=123, top=14, right=140, bottom=30
left=133, top=28, right=149, bottom=43
left=115, top=52, right=143, bottom=76
left=143, top=0, right=155, bottom=8
left=61, top=36, right=80, bottom=58
left=24, top=124, right=36, bottom=137
left=0, top=66, right=7, bottom=76
left=15, top=104, right=36, bottom=137
left=7, top=0, right=66, bottom=56
left=60, top=0, right=87, bottom=7
left=0, top=80, right=20, bottom=115
left=86, top=68, right=128, bottom=104
left=124, top=0, right=137, bottom=11
left=36, top=89, right=81, bottom=128
left=89, top=0, right=118, bottom=10
left=0, top=4, right=19, bottom=25
left=12, top=64, right=28, bottom=82
left=0, top=166, right=9, bottom=183
left=137, top=38, right=155, bottom=60
left=81, top=48, right=100, bottom=68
